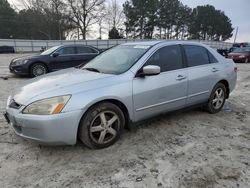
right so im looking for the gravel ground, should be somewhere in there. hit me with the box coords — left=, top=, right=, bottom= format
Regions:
left=0, top=54, right=250, bottom=188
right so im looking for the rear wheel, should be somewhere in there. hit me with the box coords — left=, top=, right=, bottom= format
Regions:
left=78, top=102, right=125, bottom=149
left=30, top=63, right=48, bottom=77
left=206, top=83, right=227, bottom=114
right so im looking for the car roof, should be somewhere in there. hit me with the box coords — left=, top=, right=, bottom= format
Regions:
left=121, top=40, right=207, bottom=47
left=55, top=44, right=98, bottom=48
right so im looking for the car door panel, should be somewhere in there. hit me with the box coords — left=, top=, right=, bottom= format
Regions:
left=133, top=70, right=188, bottom=121
left=73, top=54, right=97, bottom=67
left=75, top=46, right=100, bottom=67
left=183, top=45, right=221, bottom=105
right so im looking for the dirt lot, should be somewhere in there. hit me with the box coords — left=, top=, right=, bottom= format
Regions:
left=0, top=53, right=249, bottom=188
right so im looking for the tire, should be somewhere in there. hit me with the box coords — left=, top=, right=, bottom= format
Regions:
left=30, top=63, right=48, bottom=77
left=78, top=102, right=125, bottom=149
left=206, top=83, right=227, bottom=114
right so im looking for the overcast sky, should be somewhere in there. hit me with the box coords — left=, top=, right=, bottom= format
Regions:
left=8, top=0, right=250, bottom=42
left=119, top=0, right=250, bottom=42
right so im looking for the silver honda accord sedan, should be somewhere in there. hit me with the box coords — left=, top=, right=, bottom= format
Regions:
left=4, top=41, right=237, bottom=149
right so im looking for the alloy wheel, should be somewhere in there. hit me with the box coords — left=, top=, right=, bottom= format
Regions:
left=32, top=64, right=46, bottom=76
left=212, top=88, right=225, bottom=109
left=89, top=111, right=120, bottom=144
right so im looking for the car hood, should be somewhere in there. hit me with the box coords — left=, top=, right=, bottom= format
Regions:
left=12, top=54, right=43, bottom=62
left=228, top=52, right=249, bottom=56
left=12, top=68, right=114, bottom=105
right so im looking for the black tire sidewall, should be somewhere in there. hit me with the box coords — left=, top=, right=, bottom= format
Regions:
left=30, top=63, right=47, bottom=77
left=207, top=83, right=227, bottom=114
left=79, top=102, right=125, bottom=149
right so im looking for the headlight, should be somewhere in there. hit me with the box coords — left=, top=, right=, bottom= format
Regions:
left=239, top=55, right=245, bottom=58
left=13, top=59, right=29, bottom=66
left=22, top=95, right=71, bottom=115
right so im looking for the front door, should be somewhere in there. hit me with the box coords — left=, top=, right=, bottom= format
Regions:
left=133, top=45, right=188, bottom=121
left=50, top=46, right=77, bottom=71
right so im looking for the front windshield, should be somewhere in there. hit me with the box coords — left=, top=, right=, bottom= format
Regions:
left=232, top=47, right=250, bottom=53
left=41, top=46, right=60, bottom=55
left=82, top=45, right=150, bottom=74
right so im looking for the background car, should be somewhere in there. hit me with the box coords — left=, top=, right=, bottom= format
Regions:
left=217, top=48, right=228, bottom=57
left=227, top=47, right=250, bottom=63
left=9, top=44, right=101, bottom=77
left=0, top=46, right=15, bottom=54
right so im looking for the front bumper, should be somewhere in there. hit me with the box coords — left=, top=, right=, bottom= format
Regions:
left=228, top=57, right=248, bottom=63
left=9, top=64, right=29, bottom=75
left=5, top=107, right=83, bottom=145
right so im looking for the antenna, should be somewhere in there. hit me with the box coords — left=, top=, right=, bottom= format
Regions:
left=233, top=26, right=238, bottom=43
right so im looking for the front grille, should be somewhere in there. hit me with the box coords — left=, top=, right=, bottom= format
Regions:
left=9, top=100, right=21, bottom=109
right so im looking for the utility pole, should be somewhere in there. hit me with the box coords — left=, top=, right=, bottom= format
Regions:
left=233, top=26, right=238, bottom=43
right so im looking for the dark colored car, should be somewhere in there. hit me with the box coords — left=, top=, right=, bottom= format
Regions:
left=0, top=46, right=15, bottom=54
left=217, top=49, right=228, bottom=57
left=227, top=47, right=250, bottom=63
left=9, top=44, right=101, bottom=77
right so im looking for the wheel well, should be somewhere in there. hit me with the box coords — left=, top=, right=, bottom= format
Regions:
left=218, top=80, right=230, bottom=98
left=82, top=99, right=130, bottom=129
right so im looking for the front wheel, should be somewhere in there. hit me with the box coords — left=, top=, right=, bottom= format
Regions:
left=78, top=102, right=125, bottom=149
left=30, top=63, right=48, bottom=77
left=206, top=83, right=227, bottom=114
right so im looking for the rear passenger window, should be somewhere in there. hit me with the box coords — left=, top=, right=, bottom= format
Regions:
left=145, top=45, right=183, bottom=72
left=208, top=51, right=218, bottom=63
left=76, top=46, right=98, bottom=54
left=183, top=45, right=210, bottom=67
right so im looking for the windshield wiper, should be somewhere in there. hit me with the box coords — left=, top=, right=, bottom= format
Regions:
left=82, top=67, right=100, bottom=73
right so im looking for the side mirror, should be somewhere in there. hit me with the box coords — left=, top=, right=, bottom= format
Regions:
left=52, top=52, right=59, bottom=57
left=137, top=65, right=161, bottom=77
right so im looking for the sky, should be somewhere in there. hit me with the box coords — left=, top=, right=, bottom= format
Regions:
left=8, top=0, right=250, bottom=42
left=180, top=0, right=250, bottom=42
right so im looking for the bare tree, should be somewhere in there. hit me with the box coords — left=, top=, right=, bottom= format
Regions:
left=106, top=0, right=123, bottom=30
left=66, top=0, right=106, bottom=40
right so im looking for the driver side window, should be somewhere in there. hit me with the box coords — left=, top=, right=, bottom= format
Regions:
left=144, top=45, right=183, bottom=72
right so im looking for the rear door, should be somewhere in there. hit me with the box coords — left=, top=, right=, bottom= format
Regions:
left=75, top=46, right=99, bottom=67
left=183, top=45, right=221, bottom=105
left=133, top=45, right=188, bottom=121
left=49, top=46, right=77, bottom=71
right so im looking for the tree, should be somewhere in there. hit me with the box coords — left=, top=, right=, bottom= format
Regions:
left=189, top=5, right=233, bottom=41
left=0, top=0, right=17, bottom=38
left=106, top=0, right=123, bottom=29
left=108, top=26, right=122, bottom=39
left=123, top=0, right=158, bottom=39
left=66, top=0, right=106, bottom=40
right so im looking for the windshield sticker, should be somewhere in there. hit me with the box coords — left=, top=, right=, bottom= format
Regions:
left=133, top=45, right=150, bottom=49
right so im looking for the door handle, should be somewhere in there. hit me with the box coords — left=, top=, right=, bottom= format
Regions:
left=176, top=75, right=187, bottom=81
left=212, top=68, right=219, bottom=72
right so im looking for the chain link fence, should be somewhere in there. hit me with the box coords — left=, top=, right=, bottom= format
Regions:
left=0, top=39, right=233, bottom=52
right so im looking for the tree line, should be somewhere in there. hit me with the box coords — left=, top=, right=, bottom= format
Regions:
left=0, top=0, right=233, bottom=41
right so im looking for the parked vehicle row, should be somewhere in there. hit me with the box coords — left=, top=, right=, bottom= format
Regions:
left=217, top=43, right=250, bottom=63
left=4, top=41, right=237, bottom=149
left=227, top=47, right=250, bottom=63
